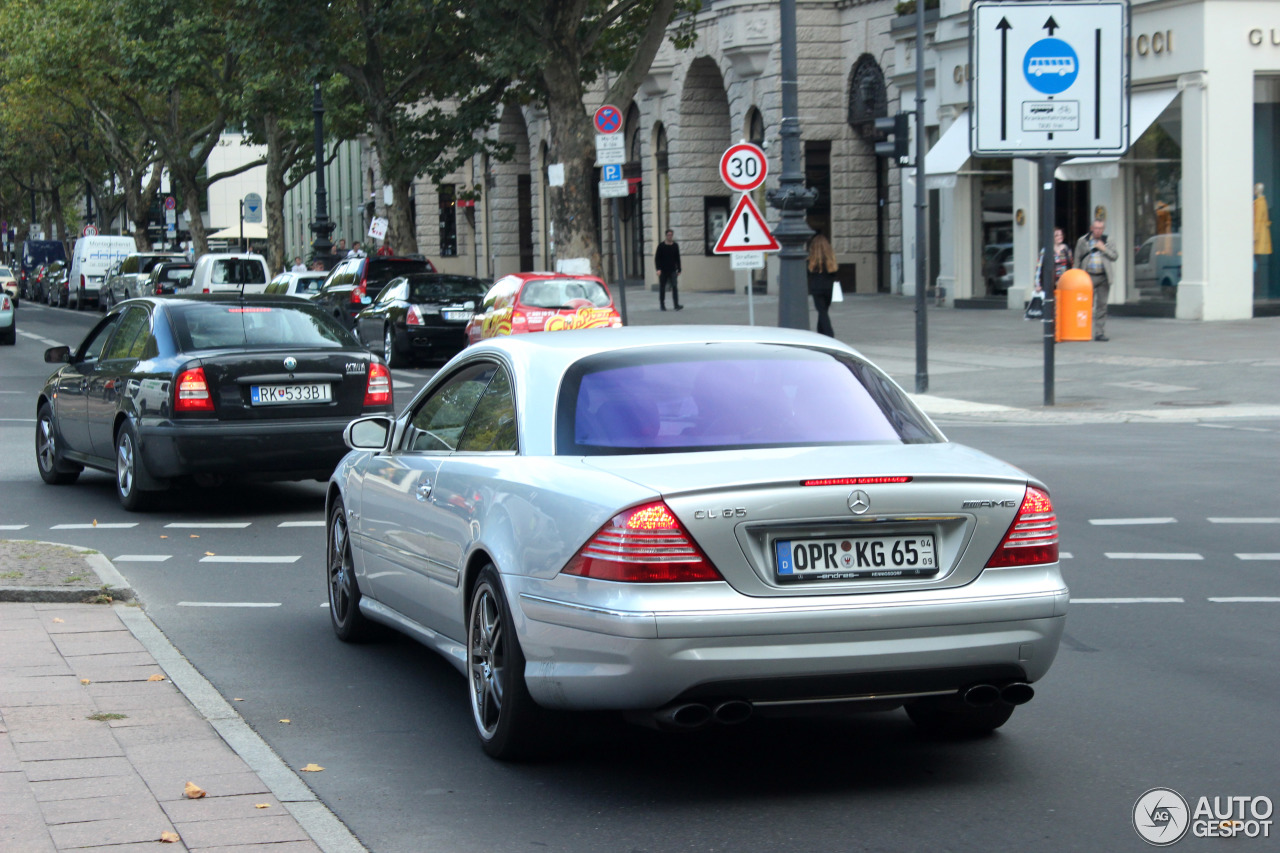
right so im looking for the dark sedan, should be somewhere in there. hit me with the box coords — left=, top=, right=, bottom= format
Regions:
left=353, top=273, right=485, bottom=367
left=36, top=294, right=394, bottom=510
left=311, top=256, right=436, bottom=331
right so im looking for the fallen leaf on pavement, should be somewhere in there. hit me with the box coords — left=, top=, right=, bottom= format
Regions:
left=80, top=679, right=90, bottom=685
left=255, top=803, right=271, bottom=809
left=233, top=697, right=244, bottom=701
left=300, top=763, right=324, bottom=772
left=148, top=674, right=166, bottom=682
left=160, top=535, right=168, bottom=539
left=183, top=781, right=206, bottom=799
left=279, top=719, right=290, bottom=723
left=92, top=519, right=97, bottom=527
left=190, top=534, right=199, bottom=538
left=160, top=830, right=180, bottom=843
left=52, top=618, right=64, bottom=623
left=205, top=552, right=215, bottom=556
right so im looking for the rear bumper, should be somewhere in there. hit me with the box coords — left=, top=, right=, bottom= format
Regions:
left=138, top=416, right=359, bottom=480
left=510, top=567, right=1069, bottom=710
left=405, top=325, right=468, bottom=352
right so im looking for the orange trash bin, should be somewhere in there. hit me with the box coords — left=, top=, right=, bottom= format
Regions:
left=1055, top=269, right=1093, bottom=342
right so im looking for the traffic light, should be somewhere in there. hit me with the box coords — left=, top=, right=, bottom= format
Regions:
left=874, top=112, right=911, bottom=165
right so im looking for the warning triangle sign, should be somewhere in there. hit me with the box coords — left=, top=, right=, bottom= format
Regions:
left=713, top=194, right=780, bottom=253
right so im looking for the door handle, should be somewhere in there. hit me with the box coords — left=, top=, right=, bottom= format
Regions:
left=415, top=479, right=433, bottom=502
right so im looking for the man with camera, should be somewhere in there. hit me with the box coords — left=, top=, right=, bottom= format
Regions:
left=1075, top=219, right=1118, bottom=341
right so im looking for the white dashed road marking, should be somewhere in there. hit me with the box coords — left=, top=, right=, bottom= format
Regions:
left=164, top=522, right=252, bottom=529
left=392, top=380, right=413, bottom=389
left=278, top=521, right=324, bottom=528
left=1209, top=517, right=1280, bottom=524
left=113, top=555, right=173, bottom=562
left=1105, top=553, right=1203, bottom=560
left=17, top=330, right=63, bottom=347
left=50, top=523, right=139, bottom=530
left=1235, top=554, right=1280, bottom=561
left=1208, top=597, right=1280, bottom=603
left=198, top=556, right=301, bottom=564
left=0, top=524, right=29, bottom=530
left=1059, top=552, right=1073, bottom=559
left=178, top=602, right=282, bottom=608
left=1089, top=517, right=1177, bottom=526
left=1072, top=598, right=1186, bottom=604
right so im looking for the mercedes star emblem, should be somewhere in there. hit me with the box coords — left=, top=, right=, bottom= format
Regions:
left=847, top=489, right=870, bottom=515
left=283, top=357, right=298, bottom=371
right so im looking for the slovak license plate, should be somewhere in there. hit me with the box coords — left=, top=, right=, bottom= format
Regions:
left=250, top=383, right=331, bottom=405
left=775, top=534, right=938, bottom=582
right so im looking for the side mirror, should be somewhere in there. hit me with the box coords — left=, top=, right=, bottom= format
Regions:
left=344, top=415, right=393, bottom=451
left=44, top=346, right=71, bottom=364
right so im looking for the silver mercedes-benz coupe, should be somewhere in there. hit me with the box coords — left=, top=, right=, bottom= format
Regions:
left=327, top=326, right=1068, bottom=759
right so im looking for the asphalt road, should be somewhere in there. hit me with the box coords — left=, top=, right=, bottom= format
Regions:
left=2, top=302, right=1277, bottom=851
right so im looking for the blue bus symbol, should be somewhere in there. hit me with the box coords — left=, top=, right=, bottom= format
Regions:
left=1023, top=38, right=1079, bottom=95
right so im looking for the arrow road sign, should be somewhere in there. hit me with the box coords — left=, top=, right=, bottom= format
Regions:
left=243, top=192, right=263, bottom=224
left=713, top=194, right=780, bottom=253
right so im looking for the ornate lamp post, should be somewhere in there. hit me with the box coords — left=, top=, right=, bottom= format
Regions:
left=769, top=0, right=818, bottom=329
left=309, top=81, right=336, bottom=268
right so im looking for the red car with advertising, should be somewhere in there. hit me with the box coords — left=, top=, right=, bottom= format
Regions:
left=465, top=273, right=622, bottom=345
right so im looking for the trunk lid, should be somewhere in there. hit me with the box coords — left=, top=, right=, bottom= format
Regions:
left=189, top=349, right=382, bottom=421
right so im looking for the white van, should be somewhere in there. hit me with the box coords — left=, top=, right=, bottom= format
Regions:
left=68, top=236, right=136, bottom=310
left=191, top=253, right=270, bottom=294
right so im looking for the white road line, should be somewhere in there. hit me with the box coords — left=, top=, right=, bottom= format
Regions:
left=1059, top=552, right=1073, bottom=559
left=17, top=330, right=63, bottom=346
left=0, top=419, right=37, bottom=423
left=113, top=555, right=173, bottom=562
left=198, top=555, right=301, bottom=563
left=278, top=521, right=324, bottom=528
left=1236, top=554, right=1280, bottom=561
left=1071, top=598, right=1186, bottom=604
left=0, top=524, right=29, bottom=530
left=1089, top=517, right=1177, bottom=526
left=1105, top=552, right=1203, bottom=560
left=50, top=523, right=139, bottom=530
left=1209, top=517, right=1280, bottom=524
left=1208, top=597, right=1280, bottom=603
left=164, top=522, right=252, bottom=529
left=392, top=380, right=413, bottom=389
left=178, top=602, right=282, bottom=608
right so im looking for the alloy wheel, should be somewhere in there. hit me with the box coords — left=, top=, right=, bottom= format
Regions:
left=328, top=512, right=354, bottom=624
left=116, top=431, right=136, bottom=498
left=37, top=415, right=56, bottom=473
left=468, top=583, right=506, bottom=739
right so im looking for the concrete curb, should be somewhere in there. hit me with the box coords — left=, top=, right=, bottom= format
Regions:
left=0, top=538, right=135, bottom=603
left=113, top=602, right=367, bottom=853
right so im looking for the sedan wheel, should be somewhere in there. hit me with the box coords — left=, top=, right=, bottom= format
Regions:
left=467, top=566, right=551, bottom=760
left=114, top=423, right=152, bottom=511
left=383, top=326, right=404, bottom=369
left=35, top=404, right=80, bottom=485
left=327, top=498, right=374, bottom=642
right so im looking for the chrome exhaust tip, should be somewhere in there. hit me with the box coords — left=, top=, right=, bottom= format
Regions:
left=962, top=684, right=1002, bottom=707
left=1000, top=683, right=1035, bottom=705
left=711, top=700, right=753, bottom=725
left=654, top=703, right=713, bottom=730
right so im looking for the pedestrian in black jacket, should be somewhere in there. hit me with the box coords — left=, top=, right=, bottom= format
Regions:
left=807, top=234, right=838, bottom=337
left=654, top=230, right=683, bottom=311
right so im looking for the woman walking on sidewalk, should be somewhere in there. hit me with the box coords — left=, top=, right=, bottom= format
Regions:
left=807, top=234, right=838, bottom=337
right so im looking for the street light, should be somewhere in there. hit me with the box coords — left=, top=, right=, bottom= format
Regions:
left=309, top=81, right=336, bottom=269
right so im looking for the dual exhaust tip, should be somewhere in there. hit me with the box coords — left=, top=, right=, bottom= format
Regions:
left=963, top=682, right=1035, bottom=707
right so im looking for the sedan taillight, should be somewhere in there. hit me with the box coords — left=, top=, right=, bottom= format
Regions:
left=364, top=363, right=392, bottom=407
left=563, top=502, right=722, bottom=583
left=175, top=367, right=215, bottom=412
left=985, top=486, right=1059, bottom=568
left=406, top=305, right=423, bottom=326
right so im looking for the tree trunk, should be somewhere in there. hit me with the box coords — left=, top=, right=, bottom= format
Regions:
left=126, top=164, right=163, bottom=251
left=388, top=178, right=415, bottom=255
left=49, top=185, right=67, bottom=243
left=264, top=113, right=287, bottom=276
left=542, top=59, right=599, bottom=275
left=177, top=172, right=210, bottom=256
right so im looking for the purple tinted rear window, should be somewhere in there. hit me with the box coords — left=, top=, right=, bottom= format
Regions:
left=557, top=344, right=941, bottom=454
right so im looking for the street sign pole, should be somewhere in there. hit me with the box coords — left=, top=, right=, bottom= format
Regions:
left=611, top=197, right=628, bottom=325
left=914, top=1, right=928, bottom=394
left=1041, top=155, right=1058, bottom=406
left=239, top=200, right=245, bottom=253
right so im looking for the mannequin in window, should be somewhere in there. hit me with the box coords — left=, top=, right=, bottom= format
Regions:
left=1255, top=183, right=1272, bottom=256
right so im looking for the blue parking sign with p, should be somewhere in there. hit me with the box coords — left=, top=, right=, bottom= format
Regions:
left=602, top=164, right=622, bottom=182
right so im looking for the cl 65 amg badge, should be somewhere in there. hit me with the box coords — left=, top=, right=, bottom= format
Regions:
left=345, top=363, right=367, bottom=374
left=962, top=499, right=1017, bottom=508
left=694, top=507, right=747, bottom=520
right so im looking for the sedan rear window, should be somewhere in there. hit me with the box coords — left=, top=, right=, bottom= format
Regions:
left=557, top=344, right=942, bottom=455
left=407, top=275, right=485, bottom=303
left=519, top=278, right=611, bottom=309
left=171, top=304, right=354, bottom=351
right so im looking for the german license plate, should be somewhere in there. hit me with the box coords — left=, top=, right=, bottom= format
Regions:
left=442, top=309, right=471, bottom=322
left=775, top=534, right=938, bottom=582
left=250, top=383, right=331, bottom=405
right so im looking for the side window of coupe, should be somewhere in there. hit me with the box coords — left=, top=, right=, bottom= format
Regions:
left=457, top=367, right=518, bottom=453
left=101, top=307, right=151, bottom=361
left=406, top=363, right=498, bottom=452
left=77, top=316, right=124, bottom=363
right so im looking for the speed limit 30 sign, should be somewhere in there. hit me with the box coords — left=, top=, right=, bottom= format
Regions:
left=719, top=143, right=767, bottom=193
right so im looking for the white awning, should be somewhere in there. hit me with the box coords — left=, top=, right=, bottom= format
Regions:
left=1056, top=87, right=1180, bottom=181
left=924, top=112, right=971, bottom=190
left=208, top=223, right=268, bottom=240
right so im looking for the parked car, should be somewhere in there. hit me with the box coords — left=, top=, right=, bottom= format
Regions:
left=19, top=240, right=66, bottom=300
left=465, top=272, right=622, bottom=345
left=45, top=261, right=70, bottom=307
left=36, top=294, right=394, bottom=510
left=353, top=273, right=486, bottom=367
left=190, top=253, right=270, bottom=295
left=328, top=326, right=1067, bottom=759
left=0, top=265, right=18, bottom=304
left=312, top=256, right=436, bottom=330
left=0, top=292, right=14, bottom=345
left=146, top=262, right=196, bottom=296
left=264, top=271, right=327, bottom=299
left=68, top=235, right=136, bottom=310
left=101, top=252, right=186, bottom=309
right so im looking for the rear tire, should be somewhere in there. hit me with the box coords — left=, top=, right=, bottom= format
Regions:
left=114, top=422, right=153, bottom=511
left=383, top=326, right=405, bottom=369
left=906, top=696, right=1014, bottom=737
left=35, top=403, right=81, bottom=485
left=327, top=497, right=375, bottom=642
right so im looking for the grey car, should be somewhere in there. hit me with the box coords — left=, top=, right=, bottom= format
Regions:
left=102, top=253, right=186, bottom=310
left=328, top=326, right=1068, bottom=759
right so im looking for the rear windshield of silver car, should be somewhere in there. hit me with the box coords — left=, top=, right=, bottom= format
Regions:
left=169, top=304, right=353, bottom=351
left=556, top=344, right=943, bottom=454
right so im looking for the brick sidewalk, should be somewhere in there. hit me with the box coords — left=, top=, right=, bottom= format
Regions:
left=0, top=601, right=334, bottom=852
